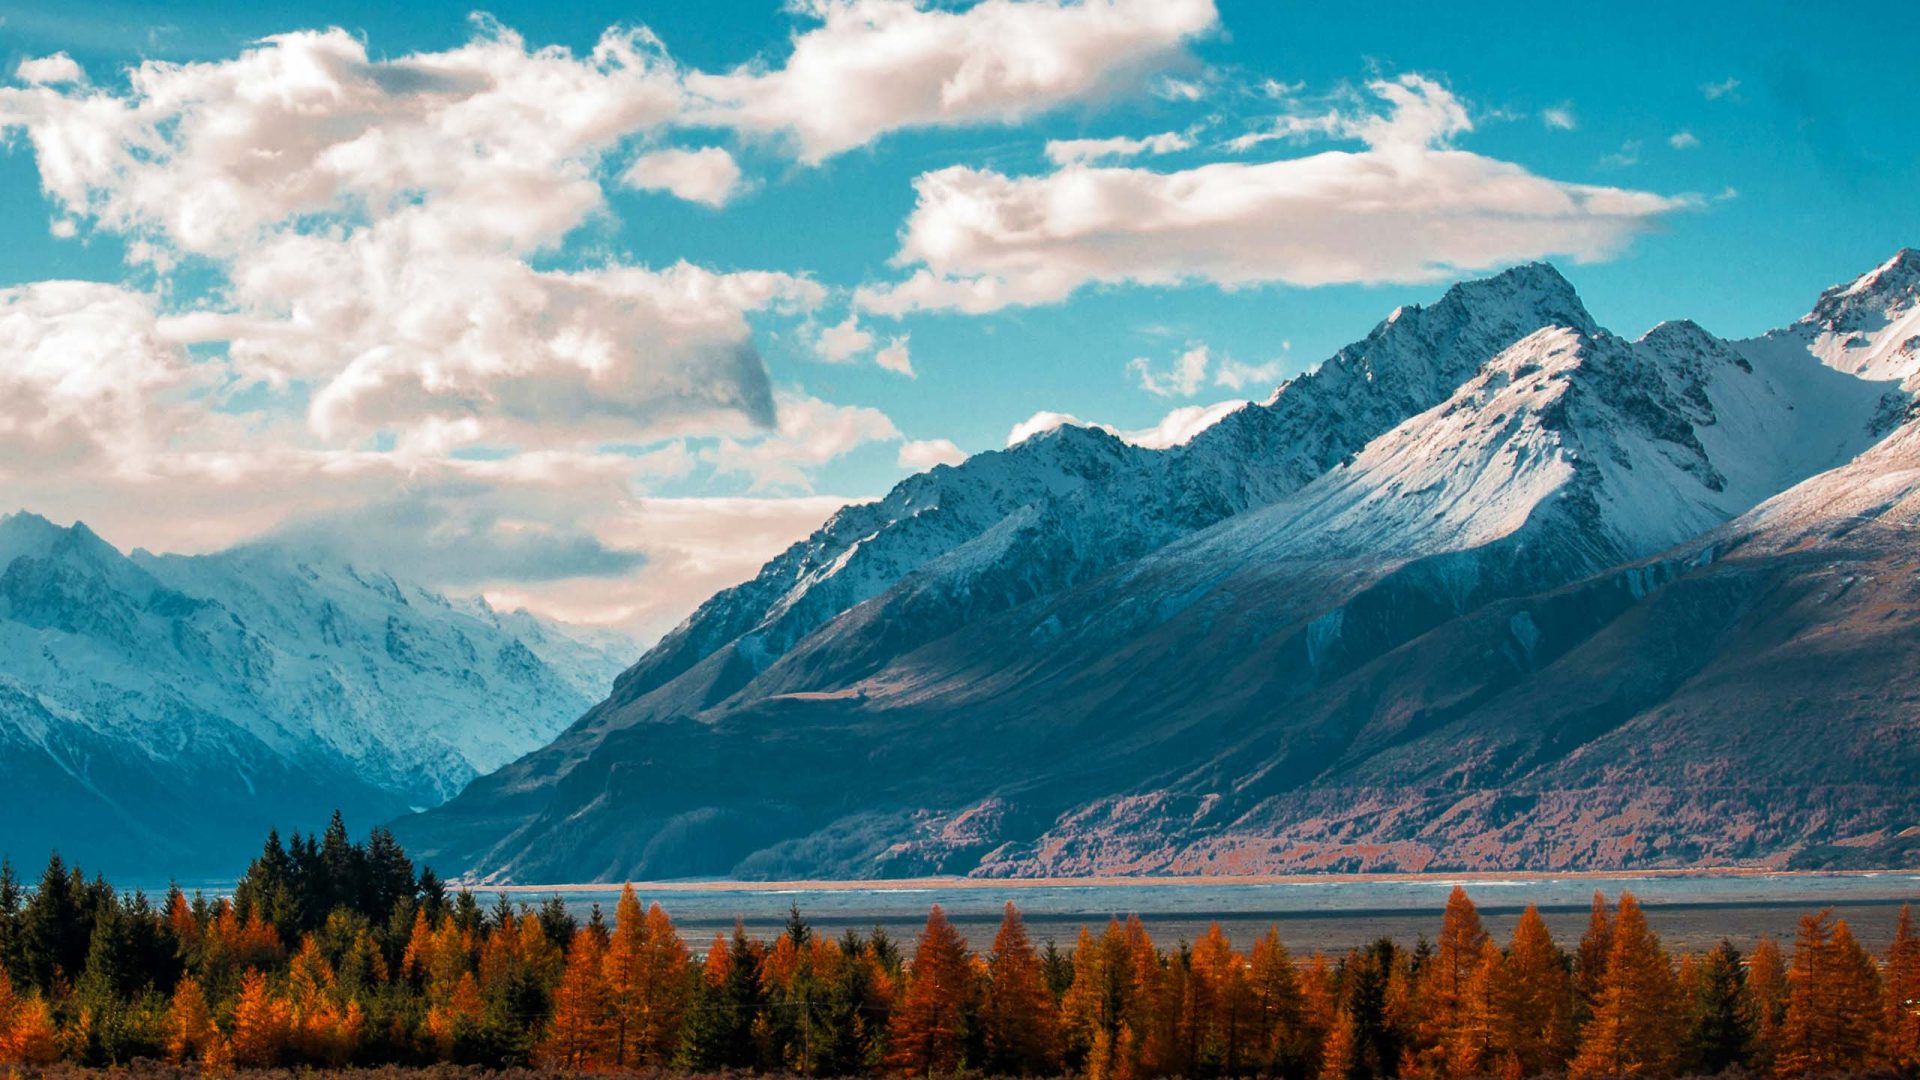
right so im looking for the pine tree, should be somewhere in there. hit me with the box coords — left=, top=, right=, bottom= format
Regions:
left=888, top=904, right=976, bottom=1076
left=683, top=921, right=764, bottom=1070
left=982, top=902, right=1060, bottom=1075
left=1680, top=940, right=1752, bottom=1075
left=1570, top=892, right=1678, bottom=1077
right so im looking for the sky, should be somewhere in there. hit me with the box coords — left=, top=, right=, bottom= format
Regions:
left=0, top=0, right=1915, bottom=640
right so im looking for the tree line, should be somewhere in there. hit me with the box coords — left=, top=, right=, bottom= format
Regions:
left=0, top=817, right=1917, bottom=1076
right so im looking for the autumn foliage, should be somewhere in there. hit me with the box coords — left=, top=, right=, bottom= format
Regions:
left=1, top=820, right=1917, bottom=1078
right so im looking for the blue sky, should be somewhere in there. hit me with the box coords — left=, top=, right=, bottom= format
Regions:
left=0, top=0, right=1914, bottom=635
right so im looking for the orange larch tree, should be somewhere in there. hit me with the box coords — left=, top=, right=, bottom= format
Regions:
left=541, top=925, right=611, bottom=1070
left=1570, top=892, right=1679, bottom=1078
left=982, top=902, right=1060, bottom=1076
left=887, top=904, right=976, bottom=1076
left=1494, top=904, right=1573, bottom=1077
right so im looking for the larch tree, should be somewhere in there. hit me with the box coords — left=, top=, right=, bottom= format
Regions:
left=1419, top=886, right=1490, bottom=1077
left=887, top=905, right=976, bottom=1076
left=1574, top=892, right=1612, bottom=1020
left=227, top=969, right=293, bottom=1067
left=1494, top=904, right=1573, bottom=1077
left=166, top=975, right=217, bottom=1064
left=982, top=902, right=1060, bottom=1076
left=1248, top=927, right=1310, bottom=1075
left=1885, top=903, right=1920, bottom=1072
left=1778, top=911, right=1882, bottom=1076
left=1190, top=922, right=1253, bottom=1076
left=541, top=925, right=611, bottom=1070
left=1570, top=892, right=1678, bottom=1077
left=1747, top=936, right=1789, bottom=1073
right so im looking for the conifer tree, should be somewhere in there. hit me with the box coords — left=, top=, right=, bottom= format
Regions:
left=1570, top=892, right=1678, bottom=1077
left=1747, top=935, right=1789, bottom=1072
left=887, top=904, right=976, bottom=1076
left=1574, top=891, right=1611, bottom=1020
left=1493, top=904, right=1572, bottom=1076
left=227, top=969, right=292, bottom=1067
left=982, top=902, right=1060, bottom=1075
left=166, top=975, right=217, bottom=1063
left=1680, top=940, right=1752, bottom=1075
left=1886, top=904, right=1920, bottom=1072
left=541, top=926, right=611, bottom=1069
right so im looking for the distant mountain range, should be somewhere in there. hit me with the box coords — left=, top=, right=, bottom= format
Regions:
left=394, top=249, right=1920, bottom=883
left=0, top=514, right=631, bottom=879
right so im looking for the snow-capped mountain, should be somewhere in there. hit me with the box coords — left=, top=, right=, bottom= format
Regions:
left=0, top=514, right=632, bottom=878
left=397, top=250, right=1920, bottom=882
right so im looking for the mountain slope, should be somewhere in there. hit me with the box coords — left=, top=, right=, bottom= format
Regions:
left=397, top=252, right=1916, bottom=882
left=0, top=514, right=631, bottom=879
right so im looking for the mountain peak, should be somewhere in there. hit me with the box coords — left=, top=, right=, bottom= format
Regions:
left=1807, top=247, right=1920, bottom=328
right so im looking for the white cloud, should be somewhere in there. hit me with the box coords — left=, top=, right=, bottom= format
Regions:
left=875, top=335, right=915, bottom=376
left=1045, top=129, right=1192, bottom=166
left=1004, top=398, right=1243, bottom=450
left=814, top=312, right=875, bottom=362
left=621, top=145, right=744, bottom=207
left=1542, top=105, right=1576, bottom=131
left=1212, top=354, right=1284, bottom=391
left=1601, top=140, right=1642, bottom=168
left=483, top=495, right=852, bottom=638
left=0, top=281, right=200, bottom=472
left=897, top=437, right=966, bottom=469
left=14, top=53, right=84, bottom=86
left=685, top=0, right=1218, bottom=162
left=0, top=22, right=833, bottom=457
left=859, top=74, right=1694, bottom=314
left=704, top=392, right=902, bottom=491
left=1701, top=77, right=1740, bottom=101
left=1669, top=130, right=1700, bottom=150
left=1128, top=343, right=1209, bottom=397
left=1123, top=399, right=1242, bottom=448
left=48, top=218, right=77, bottom=238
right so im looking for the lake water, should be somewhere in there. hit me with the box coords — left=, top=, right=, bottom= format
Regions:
left=493, top=873, right=1920, bottom=955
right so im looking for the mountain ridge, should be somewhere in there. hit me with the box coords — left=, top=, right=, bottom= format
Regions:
left=391, top=250, right=1918, bottom=881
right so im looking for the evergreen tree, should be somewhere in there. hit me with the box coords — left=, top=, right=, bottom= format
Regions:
left=1681, top=939, right=1753, bottom=1074
left=683, top=921, right=765, bottom=1070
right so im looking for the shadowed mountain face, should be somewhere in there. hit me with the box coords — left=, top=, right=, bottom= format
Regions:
left=395, top=252, right=1920, bottom=883
left=0, top=516, right=632, bottom=879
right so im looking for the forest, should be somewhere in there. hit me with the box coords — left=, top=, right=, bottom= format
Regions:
left=0, top=816, right=1915, bottom=1078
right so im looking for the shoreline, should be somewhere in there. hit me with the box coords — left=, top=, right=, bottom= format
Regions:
left=468, top=866, right=1920, bottom=893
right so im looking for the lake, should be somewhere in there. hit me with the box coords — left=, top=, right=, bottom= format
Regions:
left=485, top=871, right=1920, bottom=955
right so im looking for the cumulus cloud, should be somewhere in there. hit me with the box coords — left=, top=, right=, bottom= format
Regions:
left=0, top=21, right=835, bottom=456
left=1669, top=130, right=1700, bottom=150
left=875, top=335, right=915, bottom=377
left=1045, top=129, right=1192, bottom=165
left=814, top=312, right=876, bottom=362
left=858, top=74, right=1694, bottom=314
left=621, top=145, right=744, bottom=206
left=1542, top=105, right=1576, bottom=131
left=704, top=392, right=902, bottom=491
left=897, top=437, right=966, bottom=469
left=1212, top=354, right=1285, bottom=391
left=1128, top=343, right=1209, bottom=397
left=14, top=53, right=85, bottom=86
left=1005, top=398, right=1243, bottom=450
left=0, top=281, right=198, bottom=471
left=686, top=0, right=1218, bottom=162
